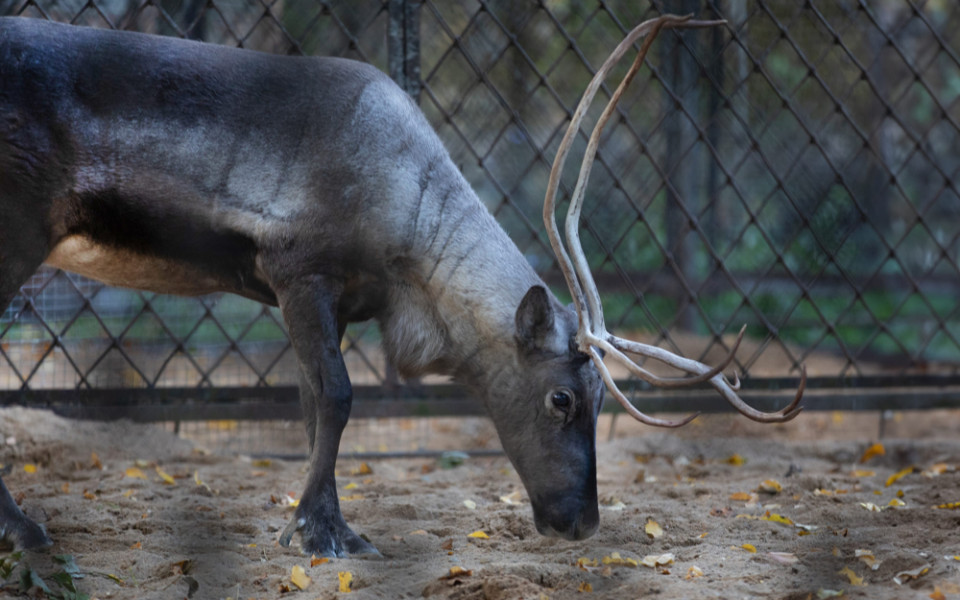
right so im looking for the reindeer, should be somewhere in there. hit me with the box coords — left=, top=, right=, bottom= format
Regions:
left=0, top=14, right=802, bottom=556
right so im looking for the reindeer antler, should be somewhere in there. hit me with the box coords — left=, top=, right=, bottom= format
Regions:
left=544, top=14, right=804, bottom=427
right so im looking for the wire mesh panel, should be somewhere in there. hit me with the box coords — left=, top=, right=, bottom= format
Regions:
left=1, top=0, right=959, bottom=453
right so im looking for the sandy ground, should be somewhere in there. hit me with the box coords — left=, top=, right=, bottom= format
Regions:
left=0, top=407, right=959, bottom=600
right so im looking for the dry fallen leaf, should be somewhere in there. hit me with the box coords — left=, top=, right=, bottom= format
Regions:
left=577, top=581, right=593, bottom=593
left=462, top=499, right=476, bottom=510
left=934, top=501, right=960, bottom=510
left=155, top=466, right=176, bottom=485
left=859, top=502, right=882, bottom=512
left=685, top=566, right=703, bottom=579
left=644, top=518, right=664, bottom=540
left=467, top=530, right=489, bottom=539
left=930, top=587, right=947, bottom=600
left=887, top=498, right=906, bottom=508
left=23, top=464, right=37, bottom=474
left=602, top=552, right=639, bottom=567
left=499, top=491, right=523, bottom=505
left=311, top=555, right=330, bottom=567
left=350, top=463, right=373, bottom=476
left=290, top=565, right=311, bottom=590
left=816, top=589, right=843, bottom=599
left=758, top=479, right=782, bottom=494
left=741, top=544, right=757, bottom=554
left=761, top=512, right=794, bottom=526
left=726, top=454, right=746, bottom=466
left=576, top=557, right=598, bottom=569
left=859, top=442, right=885, bottom=464
left=885, top=466, right=916, bottom=487
left=893, top=565, right=930, bottom=585
left=852, top=469, right=875, bottom=478
left=855, top=549, right=881, bottom=571
left=729, top=492, right=753, bottom=501
left=90, top=452, right=103, bottom=470
left=641, top=553, right=675, bottom=567
left=766, top=552, right=799, bottom=565
left=344, top=482, right=359, bottom=491
left=125, top=467, right=147, bottom=480
left=440, top=566, right=472, bottom=579
left=838, top=566, right=864, bottom=586
left=338, top=571, right=354, bottom=593
left=409, top=529, right=428, bottom=536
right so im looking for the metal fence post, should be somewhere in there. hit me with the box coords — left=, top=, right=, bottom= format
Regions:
left=388, top=0, right=421, bottom=102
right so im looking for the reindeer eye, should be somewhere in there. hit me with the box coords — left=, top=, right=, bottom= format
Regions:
left=551, top=390, right=572, bottom=411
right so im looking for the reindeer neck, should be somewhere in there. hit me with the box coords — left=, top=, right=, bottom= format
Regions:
left=380, top=178, right=543, bottom=381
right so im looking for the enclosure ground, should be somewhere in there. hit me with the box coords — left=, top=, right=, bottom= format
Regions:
left=1, top=407, right=959, bottom=599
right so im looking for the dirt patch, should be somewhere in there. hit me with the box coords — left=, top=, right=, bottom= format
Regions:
left=1, top=407, right=959, bottom=599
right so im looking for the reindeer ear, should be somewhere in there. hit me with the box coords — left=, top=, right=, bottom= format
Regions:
left=515, top=285, right=555, bottom=352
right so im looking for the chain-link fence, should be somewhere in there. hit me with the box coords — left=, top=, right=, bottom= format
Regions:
left=1, top=0, right=959, bottom=452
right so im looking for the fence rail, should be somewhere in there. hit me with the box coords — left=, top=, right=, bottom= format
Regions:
left=2, top=0, right=959, bottom=427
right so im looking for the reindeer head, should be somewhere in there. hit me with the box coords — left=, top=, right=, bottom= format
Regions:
left=488, top=14, right=805, bottom=542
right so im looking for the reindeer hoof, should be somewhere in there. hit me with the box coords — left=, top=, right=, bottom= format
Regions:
left=279, top=514, right=380, bottom=558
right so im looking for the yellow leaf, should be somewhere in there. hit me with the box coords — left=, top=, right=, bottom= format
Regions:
left=817, top=589, right=844, bottom=599
left=725, top=454, right=746, bottom=466
left=339, top=494, right=363, bottom=502
left=741, top=544, right=757, bottom=554
left=577, top=581, right=593, bottom=593
left=930, top=587, right=947, bottom=600
left=758, top=479, right=782, bottom=494
left=251, top=459, right=272, bottom=467
left=155, top=466, right=176, bottom=485
left=290, top=565, right=311, bottom=590
left=107, top=573, right=123, bottom=584
left=685, top=566, right=703, bottom=579
left=23, top=464, right=37, bottom=474
left=729, top=492, right=753, bottom=501
left=576, top=557, right=598, bottom=569
left=350, top=463, right=373, bottom=476
left=856, top=549, right=881, bottom=571
left=467, top=530, right=489, bottom=539
left=644, top=518, right=664, bottom=539
left=462, top=499, right=476, bottom=510
left=90, top=452, right=103, bottom=470
left=838, top=566, right=864, bottom=586
left=125, top=467, right=147, bottom=480
left=193, top=471, right=202, bottom=485
left=858, top=442, right=885, bottom=464
left=859, top=502, right=882, bottom=512
left=310, top=555, right=329, bottom=567
left=338, top=571, right=354, bottom=593
left=852, top=469, right=875, bottom=477
left=885, top=466, right=916, bottom=487
left=761, top=512, right=794, bottom=526
left=409, top=529, right=428, bottom=536
left=887, top=498, right=906, bottom=508
left=934, top=501, right=960, bottom=510
left=344, top=482, right=359, bottom=490
left=448, top=566, right=471, bottom=577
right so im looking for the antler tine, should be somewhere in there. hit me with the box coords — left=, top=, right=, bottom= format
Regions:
left=589, top=348, right=699, bottom=428
left=598, top=324, right=746, bottom=389
left=544, top=14, right=722, bottom=339
left=542, top=14, right=806, bottom=427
